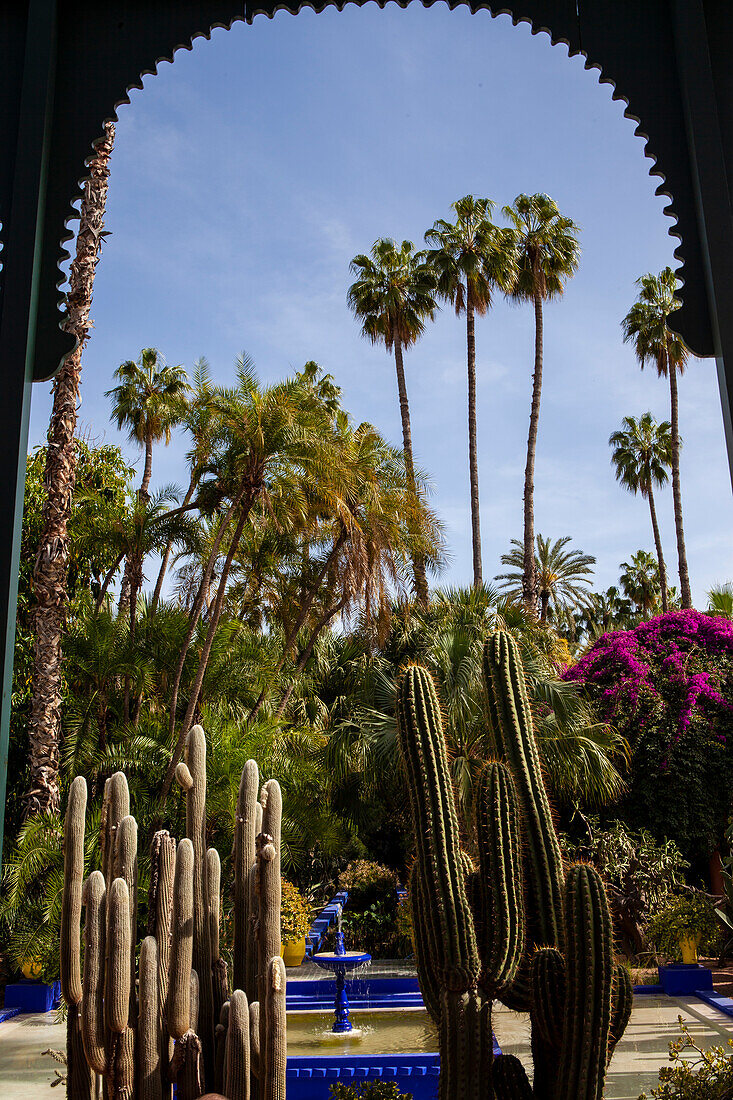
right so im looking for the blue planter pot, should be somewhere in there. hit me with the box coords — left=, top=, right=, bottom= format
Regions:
left=658, top=963, right=713, bottom=995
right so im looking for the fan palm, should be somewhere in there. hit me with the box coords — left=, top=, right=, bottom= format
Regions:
left=707, top=583, right=733, bottom=619
left=619, top=549, right=662, bottom=618
left=609, top=412, right=672, bottom=613
left=348, top=238, right=438, bottom=603
left=425, top=197, right=517, bottom=586
left=496, top=535, right=595, bottom=623
left=503, top=194, right=580, bottom=609
left=106, top=347, right=190, bottom=499
left=622, top=268, right=693, bottom=607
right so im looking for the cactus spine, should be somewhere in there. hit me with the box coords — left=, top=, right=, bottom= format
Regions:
left=398, top=632, right=631, bottom=1099
left=63, top=747, right=287, bottom=1100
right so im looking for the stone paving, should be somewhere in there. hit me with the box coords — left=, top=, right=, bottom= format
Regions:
left=0, top=993, right=731, bottom=1097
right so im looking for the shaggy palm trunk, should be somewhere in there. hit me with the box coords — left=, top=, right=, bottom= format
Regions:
left=522, top=292, right=544, bottom=612
left=647, top=485, right=668, bottom=614
left=24, top=123, right=115, bottom=818
left=393, top=339, right=428, bottom=605
left=163, top=494, right=255, bottom=798
left=668, top=361, right=692, bottom=608
left=466, top=301, right=482, bottom=587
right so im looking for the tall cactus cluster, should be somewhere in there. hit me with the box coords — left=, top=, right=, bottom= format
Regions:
left=397, top=630, right=633, bottom=1100
left=60, top=724, right=286, bottom=1100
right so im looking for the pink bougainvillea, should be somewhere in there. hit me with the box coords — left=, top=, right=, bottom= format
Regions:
left=565, top=611, right=733, bottom=752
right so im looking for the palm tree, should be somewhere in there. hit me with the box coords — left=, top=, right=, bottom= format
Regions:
left=619, top=549, right=661, bottom=619
left=24, top=123, right=115, bottom=819
left=425, top=197, right=516, bottom=587
left=622, top=268, right=693, bottom=608
left=495, top=534, right=595, bottom=623
left=609, top=413, right=672, bottom=613
left=348, top=238, right=438, bottom=603
left=151, top=357, right=216, bottom=612
left=707, top=583, right=733, bottom=619
left=503, top=194, right=580, bottom=609
left=106, top=347, right=190, bottom=500
left=161, top=358, right=341, bottom=796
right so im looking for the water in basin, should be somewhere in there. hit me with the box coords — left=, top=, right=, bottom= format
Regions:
left=286, top=1009, right=438, bottom=1055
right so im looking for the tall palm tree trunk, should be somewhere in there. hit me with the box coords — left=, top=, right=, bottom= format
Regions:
left=24, top=123, right=115, bottom=818
left=647, top=486, right=668, bottom=613
left=668, top=362, right=692, bottom=607
left=150, top=474, right=196, bottom=613
left=162, top=496, right=254, bottom=798
left=394, top=339, right=428, bottom=605
left=140, top=428, right=154, bottom=499
left=466, top=301, right=482, bottom=587
left=522, top=292, right=544, bottom=611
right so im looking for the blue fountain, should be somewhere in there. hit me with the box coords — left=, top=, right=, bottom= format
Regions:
left=312, top=904, right=371, bottom=1033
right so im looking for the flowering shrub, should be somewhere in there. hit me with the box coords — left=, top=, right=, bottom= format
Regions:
left=280, top=879, right=311, bottom=942
left=338, top=860, right=403, bottom=957
left=565, top=611, right=733, bottom=861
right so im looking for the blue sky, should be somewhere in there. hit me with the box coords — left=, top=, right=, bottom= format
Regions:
left=30, top=4, right=733, bottom=605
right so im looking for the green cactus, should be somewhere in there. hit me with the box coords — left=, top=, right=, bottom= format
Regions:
left=482, top=631, right=565, bottom=955
left=397, top=633, right=631, bottom=1100
left=557, top=864, right=613, bottom=1100
left=609, top=963, right=634, bottom=1063
left=258, top=780, right=283, bottom=1072
left=474, top=761, right=524, bottom=997
left=207, top=847, right=228, bottom=1022
left=149, top=829, right=175, bottom=1100
left=169, top=838, right=194, bottom=1042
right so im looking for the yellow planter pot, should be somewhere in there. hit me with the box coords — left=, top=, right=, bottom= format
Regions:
left=282, top=937, right=307, bottom=967
left=679, top=934, right=700, bottom=964
left=21, top=957, right=44, bottom=980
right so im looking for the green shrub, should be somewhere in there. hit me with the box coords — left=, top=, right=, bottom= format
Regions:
left=338, top=860, right=397, bottom=907
left=338, top=860, right=403, bottom=957
left=638, top=1018, right=733, bottom=1098
left=281, top=878, right=311, bottom=942
left=330, top=1083, right=412, bottom=1100
left=646, top=893, right=720, bottom=959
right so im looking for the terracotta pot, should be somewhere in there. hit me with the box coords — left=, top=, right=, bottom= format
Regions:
left=282, top=936, right=307, bottom=967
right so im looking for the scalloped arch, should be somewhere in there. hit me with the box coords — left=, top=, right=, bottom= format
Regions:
left=0, top=1, right=716, bottom=381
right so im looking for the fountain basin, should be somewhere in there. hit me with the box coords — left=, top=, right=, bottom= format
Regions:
left=286, top=1009, right=439, bottom=1100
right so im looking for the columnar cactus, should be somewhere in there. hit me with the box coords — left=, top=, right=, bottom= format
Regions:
left=176, top=725, right=216, bottom=1082
left=60, top=776, right=94, bottom=1099
left=397, top=631, right=632, bottom=1100
left=62, top=744, right=287, bottom=1100
left=397, top=663, right=522, bottom=1100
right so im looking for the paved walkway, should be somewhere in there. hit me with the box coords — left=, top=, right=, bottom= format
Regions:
left=0, top=994, right=730, bottom=1097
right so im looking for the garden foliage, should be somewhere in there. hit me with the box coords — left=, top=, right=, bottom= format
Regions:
left=638, top=1019, right=733, bottom=1099
left=566, top=611, right=733, bottom=861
